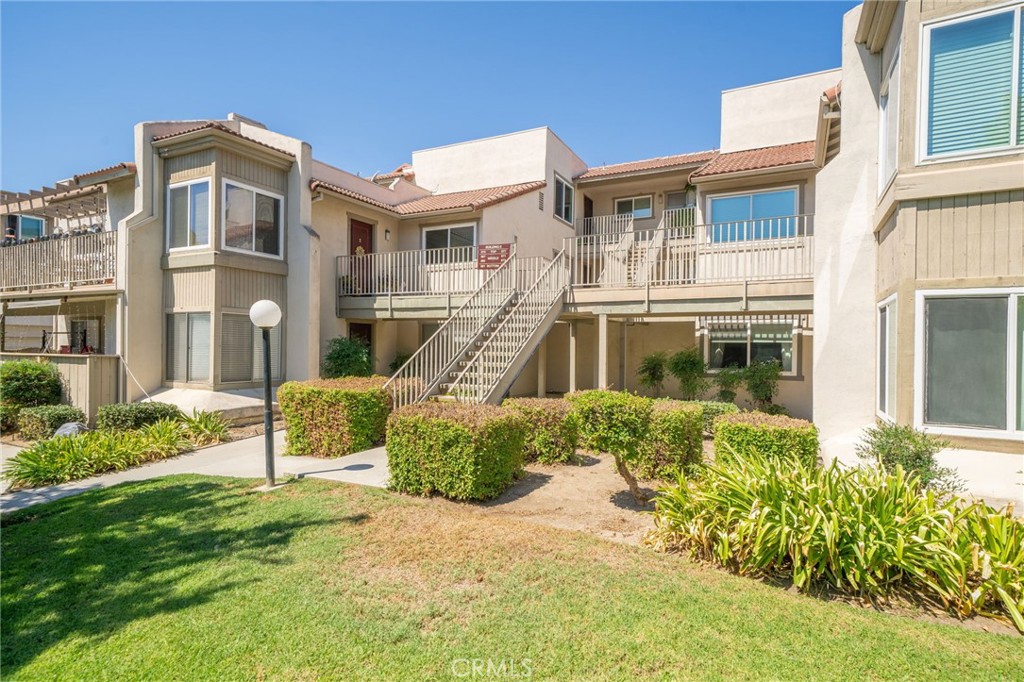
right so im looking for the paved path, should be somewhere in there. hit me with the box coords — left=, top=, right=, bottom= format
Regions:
left=0, top=431, right=389, bottom=513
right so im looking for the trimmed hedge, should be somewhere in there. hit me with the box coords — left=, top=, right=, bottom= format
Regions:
left=634, top=401, right=704, bottom=480
left=97, top=402, right=182, bottom=431
left=713, top=411, right=819, bottom=467
left=502, top=398, right=580, bottom=464
left=1, top=404, right=20, bottom=433
left=17, top=405, right=87, bottom=441
left=386, top=402, right=526, bottom=500
left=689, top=400, right=740, bottom=438
left=0, top=359, right=62, bottom=407
left=278, top=377, right=392, bottom=458
left=565, top=390, right=653, bottom=459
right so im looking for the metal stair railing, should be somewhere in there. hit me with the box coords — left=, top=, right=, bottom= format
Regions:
left=384, top=246, right=518, bottom=408
left=445, top=251, right=568, bottom=404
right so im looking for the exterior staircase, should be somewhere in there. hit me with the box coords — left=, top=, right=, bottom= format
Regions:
left=384, top=249, right=568, bottom=408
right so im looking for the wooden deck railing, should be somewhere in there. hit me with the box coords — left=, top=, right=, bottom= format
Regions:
left=0, top=231, right=117, bottom=293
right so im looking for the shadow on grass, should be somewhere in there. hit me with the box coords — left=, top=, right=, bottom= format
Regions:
left=0, top=475, right=351, bottom=675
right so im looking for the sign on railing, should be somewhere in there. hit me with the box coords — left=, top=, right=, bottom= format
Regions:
left=476, top=243, right=512, bottom=270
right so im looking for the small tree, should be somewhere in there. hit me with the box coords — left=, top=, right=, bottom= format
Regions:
left=321, top=337, right=372, bottom=378
left=714, top=365, right=745, bottom=403
left=667, top=347, right=709, bottom=400
left=744, top=359, right=781, bottom=410
left=636, top=352, right=669, bottom=397
left=856, top=421, right=962, bottom=495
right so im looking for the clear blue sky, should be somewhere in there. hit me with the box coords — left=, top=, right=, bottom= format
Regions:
left=1, top=1, right=858, bottom=191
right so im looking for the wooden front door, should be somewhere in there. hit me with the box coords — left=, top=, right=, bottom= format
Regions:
left=350, top=220, right=374, bottom=293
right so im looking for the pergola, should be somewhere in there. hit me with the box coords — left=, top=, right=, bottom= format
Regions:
left=1, top=163, right=135, bottom=228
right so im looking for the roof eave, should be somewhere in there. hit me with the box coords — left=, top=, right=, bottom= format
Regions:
left=576, top=163, right=708, bottom=185
left=692, top=161, right=819, bottom=183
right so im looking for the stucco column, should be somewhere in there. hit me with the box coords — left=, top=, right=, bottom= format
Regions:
left=597, top=313, right=609, bottom=390
left=568, top=321, right=577, bottom=393
left=536, top=336, right=547, bottom=397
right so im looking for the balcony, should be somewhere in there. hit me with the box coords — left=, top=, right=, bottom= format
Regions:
left=566, top=213, right=814, bottom=289
left=0, top=230, right=118, bottom=294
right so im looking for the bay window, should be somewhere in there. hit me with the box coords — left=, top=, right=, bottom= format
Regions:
left=554, top=175, right=574, bottom=224
left=167, top=180, right=210, bottom=250
left=614, top=195, right=653, bottom=220
left=916, top=289, right=1023, bottom=437
left=223, top=181, right=282, bottom=257
left=921, top=5, right=1024, bottom=160
left=707, top=188, right=798, bottom=242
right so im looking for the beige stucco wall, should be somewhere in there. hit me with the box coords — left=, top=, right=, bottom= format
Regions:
left=720, top=69, right=841, bottom=153
left=412, top=128, right=550, bottom=194
left=579, top=171, right=694, bottom=230
left=812, top=5, right=881, bottom=442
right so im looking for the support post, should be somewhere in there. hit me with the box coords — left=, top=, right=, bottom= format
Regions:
left=568, top=321, right=577, bottom=393
left=597, top=313, right=609, bottom=390
left=262, top=327, right=275, bottom=488
left=536, top=336, right=547, bottom=397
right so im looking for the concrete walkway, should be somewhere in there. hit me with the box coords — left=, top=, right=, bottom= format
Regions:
left=0, top=431, right=389, bottom=513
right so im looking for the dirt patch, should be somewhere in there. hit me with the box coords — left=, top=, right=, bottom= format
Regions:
left=437, top=453, right=663, bottom=545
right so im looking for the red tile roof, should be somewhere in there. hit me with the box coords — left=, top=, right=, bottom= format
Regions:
left=373, top=163, right=414, bottom=182
left=151, top=121, right=292, bottom=156
left=309, top=179, right=546, bottom=216
left=73, top=162, right=136, bottom=184
left=690, top=140, right=817, bottom=179
left=823, top=81, right=842, bottom=106
left=577, top=150, right=718, bottom=180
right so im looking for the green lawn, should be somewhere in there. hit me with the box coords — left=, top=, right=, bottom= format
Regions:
left=2, top=476, right=1021, bottom=681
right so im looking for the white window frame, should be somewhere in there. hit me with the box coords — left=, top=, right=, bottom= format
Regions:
left=553, top=174, right=574, bottom=225
left=165, top=310, right=212, bottom=384
left=221, top=178, right=285, bottom=260
left=702, top=321, right=799, bottom=377
left=706, top=186, right=800, bottom=223
left=876, top=293, right=898, bottom=421
left=166, top=178, right=212, bottom=252
left=13, top=215, right=46, bottom=239
left=614, top=195, right=654, bottom=220
left=913, top=287, right=1023, bottom=441
left=420, top=222, right=477, bottom=249
left=878, top=42, right=901, bottom=195
left=917, top=3, right=1024, bottom=165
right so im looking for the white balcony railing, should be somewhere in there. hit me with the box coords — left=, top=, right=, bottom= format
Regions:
left=566, top=215, right=814, bottom=289
left=0, top=231, right=117, bottom=293
left=574, top=214, right=634, bottom=239
left=337, top=245, right=490, bottom=297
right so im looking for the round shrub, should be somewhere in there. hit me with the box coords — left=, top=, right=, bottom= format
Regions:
left=0, top=360, right=63, bottom=407
left=1, top=403, right=21, bottom=433
left=565, top=390, right=653, bottom=458
left=502, top=398, right=580, bottom=464
left=16, top=405, right=87, bottom=441
left=634, top=400, right=704, bottom=480
left=690, top=400, right=740, bottom=437
left=386, top=402, right=527, bottom=501
left=713, top=411, right=819, bottom=467
left=322, top=336, right=372, bottom=378
left=278, top=377, right=392, bottom=458
left=96, top=402, right=183, bottom=431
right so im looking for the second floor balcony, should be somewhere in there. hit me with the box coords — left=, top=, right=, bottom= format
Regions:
left=0, top=230, right=118, bottom=294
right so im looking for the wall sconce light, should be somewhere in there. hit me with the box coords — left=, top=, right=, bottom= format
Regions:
left=384, top=229, right=391, bottom=241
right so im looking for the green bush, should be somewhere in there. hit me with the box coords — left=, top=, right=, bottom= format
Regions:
left=96, top=402, right=182, bottom=431
left=322, top=336, right=372, bottom=378
left=502, top=398, right=580, bottom=464
left=565, top=390, right=652, bottom=458
left=16, top=405, right=87, bottom=441
left=278, top=377, right=392, bottom=457
left=688, top=400, right=740, bottom=437
left=857, top=421, right=962, bottom=495
left=180, top=409, right=232, bottom=446
left=649, top=450, right=1024, bottom=633
left=634, top=401, right=703, bottom=480
left=713, top=411, right=818, bottom=467
left=743, top=359, right=781, bottom=409
left=636, top=352, right=669, bottom=397
left=3, top=426, right=195, bottom=489
left=388, top=352, right=412, bottom=374
left=1, top=403, right=20, bottom=433
left=386, top=402, right=526, bottom=501
left=0, top=359, right=63, bottom=407
left=667, top=348, right=709, bottom=400
left=713, top=366, right=745, bottom=403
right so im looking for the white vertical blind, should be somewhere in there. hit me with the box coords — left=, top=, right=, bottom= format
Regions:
left=221, top=314, right=255, bottom=383
left=252, top=323, right=282, bottom=381
left=187, top=313, right=210, bottom=382
left=166, top=313, right=187, bottom=381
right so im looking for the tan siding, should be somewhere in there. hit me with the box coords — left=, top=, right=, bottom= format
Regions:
left=876, top=212, right=899, bottom=295
left=163, top=267, right=215, bottom=309
left=915, top=191, right=1024, bottom=280
left=166, top=149, right=215, bottom=183
left=219, top=150, right=288, bottom=194
left=217, top=267, right=286, bottom=310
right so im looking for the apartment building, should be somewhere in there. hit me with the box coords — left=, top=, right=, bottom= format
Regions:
left=1, top=1, right=1020, bottom=495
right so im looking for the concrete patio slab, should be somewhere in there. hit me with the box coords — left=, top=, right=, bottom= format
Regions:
left=0, top=431, right=389, bottom=513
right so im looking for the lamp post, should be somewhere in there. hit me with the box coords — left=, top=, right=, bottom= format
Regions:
left=249, top=299, right=282, bottom=489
